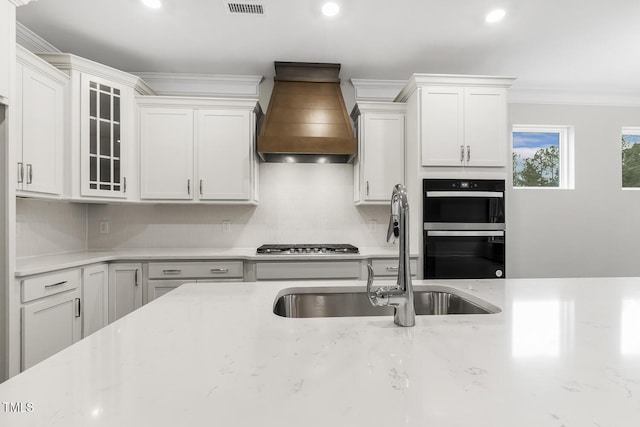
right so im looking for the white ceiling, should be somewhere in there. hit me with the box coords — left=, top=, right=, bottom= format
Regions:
left=15, top=0, right=640, bottom=96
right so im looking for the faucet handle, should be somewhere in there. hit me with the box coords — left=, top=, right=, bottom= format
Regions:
left=366, top=265, right=389, bottom=307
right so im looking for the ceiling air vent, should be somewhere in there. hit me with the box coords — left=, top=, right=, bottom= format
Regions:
left=226, top=2, right=265, bottom=15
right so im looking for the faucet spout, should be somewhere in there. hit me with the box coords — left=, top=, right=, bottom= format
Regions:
left=367, top=184, right=415, bottom=327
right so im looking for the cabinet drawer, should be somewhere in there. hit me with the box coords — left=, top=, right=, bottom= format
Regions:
left=21, top=269, right=81, bottom=303
left=256, top=261, right=361, bottom=280
left=371, top=259, right=418, bottom=277
left=148, top=261, right=243, bottom=279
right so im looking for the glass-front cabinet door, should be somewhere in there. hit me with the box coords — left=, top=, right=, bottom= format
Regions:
left=81, top=74, right=127, bottom=198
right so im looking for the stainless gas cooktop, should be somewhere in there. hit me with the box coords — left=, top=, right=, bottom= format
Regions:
left=256, top=244, right=359, bottom=255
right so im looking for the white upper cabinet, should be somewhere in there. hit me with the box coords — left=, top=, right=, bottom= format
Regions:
left=36, top=53, right=155, bottom=200
left=81, top=74, right=128, bottom=197
left=0, top=0, right=14, bottom=104
left=140, top=107, right=194, bottom=199
left=351, top=102, right=406, bottom=204
left=137, top=97, right=259, bottom=203
left=421, top=86, right=508, bottom=167
left=196, top=109, right=252, bottom=200
left=462, top=87, right=508, bottom=167
left=420, top=86, right=465, bottom=166
left=397, top=74, right=515, bottom=169
left=15, top=47, right=67, bottom=197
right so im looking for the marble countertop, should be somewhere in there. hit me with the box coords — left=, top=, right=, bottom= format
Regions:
left=15, top=247, right=412, bottom=277
left=2, top=277, right=640, bottom=426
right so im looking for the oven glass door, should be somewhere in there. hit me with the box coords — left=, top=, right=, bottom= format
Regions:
left=424, top=191, right=505, bottom=226
left=424, top=230, right=505, bottom=279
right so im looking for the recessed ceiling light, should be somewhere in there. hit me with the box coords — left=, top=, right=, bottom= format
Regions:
left=322, top=2, right=340, bottom=17
left=141, top=0, right=162, bottom=9
left=485, top=8, right=506, bottom=23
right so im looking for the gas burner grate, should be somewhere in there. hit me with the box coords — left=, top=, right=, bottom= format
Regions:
left=256, top=244, right=359, bottom=255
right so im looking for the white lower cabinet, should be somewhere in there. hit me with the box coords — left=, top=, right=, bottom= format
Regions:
left=82, top=264, right=109, bottom=337
left=108, top=263, right=142, bottom=322
left=255, top=261, right=361, bottom=280
left=147, top=279, right=184, bottom=303
left=370, top=258, right=418, bottom=278
left=145, top=261, right=244, bottom=304
left=21, top=269, right=82, bottom=370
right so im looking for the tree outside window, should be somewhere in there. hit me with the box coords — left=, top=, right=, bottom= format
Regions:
left=512, top=125, right=573, bottom=189
left=622, top=128, right=640, bottom=188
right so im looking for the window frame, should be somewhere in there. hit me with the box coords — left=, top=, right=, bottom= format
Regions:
left=511, top=124, right=575, bottom=190
left=621, top=127, right=640, bottom=189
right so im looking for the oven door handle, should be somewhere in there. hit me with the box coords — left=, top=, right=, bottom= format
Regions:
left=425, top=191, right=503, bottom=198
left=427, top=230, right=505, bottom=237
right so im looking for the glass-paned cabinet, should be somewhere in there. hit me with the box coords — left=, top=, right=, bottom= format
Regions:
left=81, top=74, right=127, bottom=198
left=88, top=81, right=121, bottom=191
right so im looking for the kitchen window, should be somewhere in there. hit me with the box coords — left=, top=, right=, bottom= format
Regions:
left=512, top=125, right=574, bottom=189
left=622, top=127, right=640, bottom=188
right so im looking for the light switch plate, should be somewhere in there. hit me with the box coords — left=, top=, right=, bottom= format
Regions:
left=222, top=220, right=231, bottom=233
left=99, top=221, right=109, bottom=234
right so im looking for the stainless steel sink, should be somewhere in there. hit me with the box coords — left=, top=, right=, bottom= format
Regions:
left=273, top=285, right=501, bottom=318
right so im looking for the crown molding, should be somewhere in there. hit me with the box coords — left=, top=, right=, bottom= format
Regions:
left=16, top=45, right=69, bottom=84
left=16, top=22, right=61, bottom=53
left=135, top=96, right=259, bottom=110
left=133, top=73, right=264, bottom=98
left=396, top=74, right=517, bottom=102
left=36, top=53, right=156, bottom=95
left=350, top=79, right=406, bottom=102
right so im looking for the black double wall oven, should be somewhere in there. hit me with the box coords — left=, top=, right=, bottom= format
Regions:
left=423, top=179, right=506, bottom=279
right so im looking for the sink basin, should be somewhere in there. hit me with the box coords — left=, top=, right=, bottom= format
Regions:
left=273, top=285, right=501, bottom=318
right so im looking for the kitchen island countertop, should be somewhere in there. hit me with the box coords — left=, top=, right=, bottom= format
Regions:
left=1, top=277, right=639, bottom=426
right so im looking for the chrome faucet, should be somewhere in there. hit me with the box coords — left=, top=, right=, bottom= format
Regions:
left=366, top=184, right=415, bottom=327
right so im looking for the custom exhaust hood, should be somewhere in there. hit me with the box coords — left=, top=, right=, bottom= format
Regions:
left=257, top=62, right=357, bottom=163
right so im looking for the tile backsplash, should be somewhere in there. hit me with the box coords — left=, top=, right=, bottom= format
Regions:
left=16, top=198, right=88, bottom=258
left=87, top=163, right=394, bottom=250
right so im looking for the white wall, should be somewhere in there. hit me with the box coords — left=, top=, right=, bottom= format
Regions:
left=88, top=163, right=393, bottom=250
left=506, top=103, right=640, bottom=278
left=16, top=198, right=87, bottom=258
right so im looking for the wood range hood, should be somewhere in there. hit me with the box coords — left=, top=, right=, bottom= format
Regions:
left=257, top=62, right=357, bottom=163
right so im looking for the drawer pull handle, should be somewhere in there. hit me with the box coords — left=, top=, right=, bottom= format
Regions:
left=45, top=281, right=67, bottom=289
left=385, top=267, right=399, bottom=272
left=75, top=298, right=81, bottom=318
left=210, top=268, right=229, bottom=273
left=162, top=269, right=182, bottom=275
left=17, top=162, right=24, bottom=184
